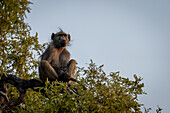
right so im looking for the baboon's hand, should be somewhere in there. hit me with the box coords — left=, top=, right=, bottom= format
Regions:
left=60, top=69, right=70, bottom=78
left=62, top=68, right=67, bottom=72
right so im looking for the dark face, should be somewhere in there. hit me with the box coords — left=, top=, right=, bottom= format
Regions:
left=51, top=32, right=70, bottom=48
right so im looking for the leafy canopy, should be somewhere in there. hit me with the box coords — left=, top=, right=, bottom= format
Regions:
left=0, top=0, right=44, bottom=79
left=0, top=0, right=147, bottom=112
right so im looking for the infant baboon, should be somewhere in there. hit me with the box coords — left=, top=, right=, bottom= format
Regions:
left=39, top=29, right=76, bottom=83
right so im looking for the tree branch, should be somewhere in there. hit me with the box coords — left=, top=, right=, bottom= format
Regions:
left=0, top=73, right=44, bottom=113
left=0, top=73, right=79, bottom=112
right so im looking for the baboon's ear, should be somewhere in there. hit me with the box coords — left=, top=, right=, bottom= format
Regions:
left=68, top=34, right=71, bottom=41
left=51, top=33, right=55, bottom=40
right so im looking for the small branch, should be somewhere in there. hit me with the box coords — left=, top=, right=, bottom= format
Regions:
left=0, top=92, right=25, bottom=112
left=0, top=91, right=9, bottom=102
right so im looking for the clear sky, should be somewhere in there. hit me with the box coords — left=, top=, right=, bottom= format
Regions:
left=27, top=0, right=170, bottom=112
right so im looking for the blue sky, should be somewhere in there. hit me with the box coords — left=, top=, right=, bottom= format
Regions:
left=27, top=0, right=170, bottom=112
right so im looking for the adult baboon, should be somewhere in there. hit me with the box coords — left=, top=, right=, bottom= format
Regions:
left=39, top=29, right=76, bottom=83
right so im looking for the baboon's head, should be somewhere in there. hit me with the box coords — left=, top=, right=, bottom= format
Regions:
left=51, top=30, right=70, bottom=48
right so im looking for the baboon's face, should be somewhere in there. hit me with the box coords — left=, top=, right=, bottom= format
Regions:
left=51, top=32, right=70, bottom=48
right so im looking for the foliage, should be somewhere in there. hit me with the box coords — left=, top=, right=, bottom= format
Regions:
left=2, top=60, right=146, bottom=113
left=0, top=0, right=161, bottom=113
left=18, top=60, right=145, bottom=113
left=0, top=0, right=45, bottom=79
left=0, top=0, right=45, bottom=111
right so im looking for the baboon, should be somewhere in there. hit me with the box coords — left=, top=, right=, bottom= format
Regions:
left=39, top=29, right=76, bottom=83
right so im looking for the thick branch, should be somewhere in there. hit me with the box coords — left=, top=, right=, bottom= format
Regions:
left=0, top=73, right=44, bottom=113
left=0, top=73, right=78, bottom=112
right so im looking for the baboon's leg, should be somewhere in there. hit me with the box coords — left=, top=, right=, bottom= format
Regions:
left=67, top=59, right=76, bottom=83
left=39, top=60, right=59, bottom=82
